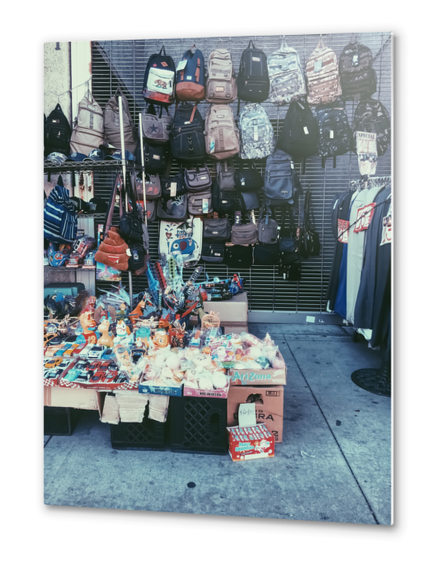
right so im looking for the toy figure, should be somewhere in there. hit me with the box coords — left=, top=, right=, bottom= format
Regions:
left=169, top=320, right=187, bottom=348
left=117, top=302, right=128, bottom=322
left=113, top=319, right=134, bottom=346
left=97, top=317, right=114, bottom=348
left=129, top=293, right=154, bottom=326
left=79, top=310, right=98, bottom=344
left=152, top=329, right=170, bottom=350
left=134, top=326, right=151, bottom=350
left=113, top=344, right=139, bottom=382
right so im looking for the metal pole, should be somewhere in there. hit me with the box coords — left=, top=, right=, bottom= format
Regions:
left=138, top=112, right=148, bottom=226
left=118, top=95, right=133, bottom=306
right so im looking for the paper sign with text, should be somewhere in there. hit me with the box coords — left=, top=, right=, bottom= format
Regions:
left=338, top=219, right=350, bottom=243
left=356, top=131, right=378, bottom=176
left=238, top=403, right=256, bottom=427
left=354, top=202, right=376, bottom=233
left=380, top=205, right=392, bottom=246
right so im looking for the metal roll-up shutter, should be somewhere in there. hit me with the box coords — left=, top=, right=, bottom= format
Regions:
left=90, top=32, right=392, bottom=321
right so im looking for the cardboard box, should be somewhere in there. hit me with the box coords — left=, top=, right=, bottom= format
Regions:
left=183, top=385, right=229, bottom=399
left=43, top=385, right=104, bottom=414
left=228, top=351, right=287, bottom=386
left=227, top=424, right=275, bottom=462
left=203, top=291, right=248, bottom=323
left=227, top=385, right=284, bottom=443
left=222, top=322, right=249, bottom=335
left=138, top=379, right=183, bottom=397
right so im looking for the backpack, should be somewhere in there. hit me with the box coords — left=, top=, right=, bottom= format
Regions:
left=136, top=143, right=168, bottom=174
left=339, top=39, right=377, bottom=99
left=70, top=92, right=104, bottom=156
left=159, top=218, right=203, bottom=268
left=257, top=207, right=279, bottom=244
left=206, top=48, right=237, bottom=104
left=237, top=40, right=270, bottom=103
left=204, top=104, right=240, bottom=160
left=170, top=103, right=206, bottom=164
left=212, top=180, right=237, bottom=214
left=277, top=100, right=319, bottom=161
left=176, top=47, right=206, bottom=102
left=313, top=103, right=351, bottom=167
left=263, top=149, right=302, bottom=206
left=142, top=46, right=176, bottom=106
left=351, top=98, right=391, bottom=156
left=238, top=103, right=274, bottom=160
left=44, top=184, right=77, bottom=243
left=104, top=88, right=137, bottom=153
left=267, top=39, right=306, bottom=105
left=44, top=103, right=71, bottom=156
left=305, top=37, right=342, bottom=105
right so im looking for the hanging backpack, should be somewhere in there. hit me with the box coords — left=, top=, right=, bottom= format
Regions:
left=44, top=103, right=71, bottom=156
left=142, top=45, right=176, bottom=106
left=305, top=37, right=342, bottom=105
left=70, top=92, right=104, bottom=156
left=313, top=103, right=351, bottom=167
left=238, top=103, right=274, bottom=160
left=170, top=102, right=206, bottom=164
left=44, top=184, right=77, bottom=243
left=141, top=103, right=172, bottom=145
left=339, top=38, right=377, bottom=99
left=277, top=100, right=320, bottom=163
left=257, top=206, right=279, bottom=244
left=216, top=160, right=236, bottom=191
left=104, top=88, right=137, bottom=154
left=212, top=180, right=237, bottom=214
left=204, top=104, right=240, bottom=160
left=237, top=40, right=269, bottom=104
left=351, top=98, right=391, bottom=156
left=267, top=39, right=307, bottom=105
left=206, top=48, right=237, bottom=104
left=175, top=46, right=205, bottom=102
left=263, top=149, right=302, bottom=206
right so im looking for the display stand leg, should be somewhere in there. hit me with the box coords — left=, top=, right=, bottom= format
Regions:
left=351, top=347, right=391, bottom=397
left=128, top=270, right=133, bottom=308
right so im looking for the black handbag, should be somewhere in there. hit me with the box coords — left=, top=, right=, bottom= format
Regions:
left=161, top=169, right=186, bottom=199
left=203, top=217, right=231, bottom=242
left=224, top=245, right=253, bottom=268
left=201, top=242, right=225, bottom=263
left=156, top=194, right=188, bottom=222
left=278, top=205, right=299, bottom=265
left=254, top=243, right=280, bottom=265
left=212, top=180, right=237, bottom=214
left=298, top=190, right=320, bottom=258
left=234, top=161, right=264, bottom=192
left=239, top=191, right=260, bottom=212
left=258, top=206, right=279, bottom=244
left=119, top=174, right=145, bottom=244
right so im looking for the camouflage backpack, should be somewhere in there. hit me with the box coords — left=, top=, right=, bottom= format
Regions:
left=238, top=103, right=274, bottom=160
left=267, top=39, right=306, bottom=105
left=351, top=98, right=391, bottom=156
left=313, top=103, right=351, bottom=167
left=306, top=37, right=341, bottom=105
left=204, top=104, right=240, bottom=160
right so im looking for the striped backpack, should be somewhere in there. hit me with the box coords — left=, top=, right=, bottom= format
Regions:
left=267, top=39, right=306, bottom=105
left=44, top=184, right=77, bottom=243
left=306, top=37, right=342, bottom=105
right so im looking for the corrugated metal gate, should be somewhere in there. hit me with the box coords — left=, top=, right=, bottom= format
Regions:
left=90, top=32, right=392, bottom=321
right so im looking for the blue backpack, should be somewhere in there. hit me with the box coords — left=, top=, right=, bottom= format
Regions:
left=175, top=47, right=205, bottom=102
left=44, top=184, right=77, bottom=243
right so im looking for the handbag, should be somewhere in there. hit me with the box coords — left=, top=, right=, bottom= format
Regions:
left=187, top=188, right=213, bottom=215
left=230, top=214, right=258, bottom=245
left=254, top=243, right=280, bottom=265
left=203, top=217, right=231, bottom=242
left=224, top=244, right=253, bottom=268
left=141, top=103, right=172, bottom=145
left=216, top=159, right=236, bottom=190
left=119, top=173, right=145, bottom=244
left=258, top=206, right=279, bottom=244
left=157, top=194, right=188, bottom=222
left=184, top=165, right=212, bottom=192
left=201, top=242, right=225, bottom=263
left=161, top=169, right=186, bottom=200
left=212, top=180, right=238, bottom=214
left=239, top=191, right=260, bottom=212
left=234, top=161, right=264, bottom=192
left=297, top=190, right=320, bottom=258
left=278, top=205, right=299, bottom=264
left=134, top=172, right=162, bottom=201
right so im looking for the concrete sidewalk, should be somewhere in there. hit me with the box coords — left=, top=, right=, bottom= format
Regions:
left=44, top=324, right=392, bottom=525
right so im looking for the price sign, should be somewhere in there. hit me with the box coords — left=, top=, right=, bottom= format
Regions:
left=380, top=204, right=392, bottom=246
left=238, top=403, right=256, bottom=427
left=354, top=202, right=376, bottom=233
left=356, top=131, right=378, bottom=176
left=338, top=219, right=350, bottom=243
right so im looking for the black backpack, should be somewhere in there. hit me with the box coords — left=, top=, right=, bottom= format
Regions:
left=277, top=100, right=319, bottom=164
left=142, top=46, right=176, bottom=107
left=44, top=103, right=71, bottom=156
left=212, top=180, right=238, bottom=214
left=170, top=103, right=206, bottom=164
left=339, top=39, right=377, bottom=100
left=351, top=98, right=391, bottom=156
left=263, top=149, right=302, bottom=207
left=135, top=142, right=168, bottom=174
left=314, top=103, right=351, bottom=168
left=237, top=40, right=269, bottom=104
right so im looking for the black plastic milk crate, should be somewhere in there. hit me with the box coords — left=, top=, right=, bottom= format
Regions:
left=44, top=406, right=81, bottom=436
left=110, top=415, right=166, bottom=450
left=169, top=396, right=228, bottom=455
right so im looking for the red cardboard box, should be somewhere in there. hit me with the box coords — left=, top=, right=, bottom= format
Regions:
left=227, top=385, right=284, bottom=443
left=227, top=424, right=275, bottom=462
